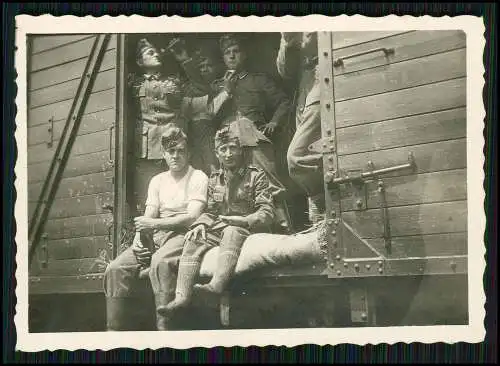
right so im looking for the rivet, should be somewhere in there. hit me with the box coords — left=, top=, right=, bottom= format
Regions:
left=324, top=77, right=330, bottom=83
left=327, top=219, right=334, bottom=226
left=356, top=199, right=363, bottom=208
left=450, top=261, right=457, bottom=271
left=378, top=261, right=383, bottom=266
left=323, top=256, right=328, bottom=261
left=336, top=255, right=341, bottom=261
left=322, top=143, right=327, bottom=148
left=86, top=73, right=91, bottom=78
left=326, top=103, right=331, bottom=109
left=331, top=211, right=337, bottom=218
left=326, top=129, right=332, bottom=135
left=337, top=270, right=342, bottom=276
left=329, top=262, right=335, bottom=268
left=378, top=181, right=384, bottom=188
left=334, top=218, right=340, bottom=225
left=419, top=267, right=424, bottom=272
left=323, top=51, right=328, bottom=57
left=361, top=313, right=367, bottom=320
left=378, top=268, right=383, bottom=274
left=366, top=264, right=371, bottom=270
left=343, top=262, right=348, bottom=268
left=332, top=240, right=337, bottom=247
left=354, top=264, right=360, bottom=271
left=332, top=230, right=336, bottom=236
left=242, top=291, right=247, bottom=295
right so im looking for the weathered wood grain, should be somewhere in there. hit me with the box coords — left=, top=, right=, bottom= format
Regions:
left=29, top=170, right=113, bottom=203
left=30, top=69, right=116, bottom=108
left=35, top=258, right=107, bottom=277
left=338, top=138, right=467, bottom=178
left=30, top=35, right=117, bottom=72
left=336, top=78, right=466, bottom=128
left=332, top=31, right=410, bottom=50
left=340, top=169, right=467, bottom=210
left=48, top=192, right=114, bottom=220
left=332, top=30, right=466, bottom=76
left=46, top=236, right=109, bottom=261
left=363, top=232, right=467, bottom=259
left=28, top=108, right=115, bottom=147
left=42, top=214, right=113, bottom=240
left=30, top=34, right=94, bottom=54
left=29, top=49, right=116, bottom=91
left=28, top=129, right=115, bottom=165
left=335, top=48, right=466, bottom=101
left=341, top=200, right=467, bottom=238
left=28, top=150, right=113, bottom=184
left=337, top=108, right=466, bottom=155
left=29, top=88, right=115, bottom=128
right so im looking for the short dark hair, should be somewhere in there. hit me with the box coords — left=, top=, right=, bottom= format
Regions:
left=161, top=123, right=188, bottom=150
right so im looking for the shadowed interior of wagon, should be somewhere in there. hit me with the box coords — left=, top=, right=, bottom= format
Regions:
left=27, top=31, right=468, bottom=332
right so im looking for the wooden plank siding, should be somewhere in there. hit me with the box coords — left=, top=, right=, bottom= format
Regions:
left=333, top=30, right=468, bottom=261
left=28, top=34, right=117, bottom=280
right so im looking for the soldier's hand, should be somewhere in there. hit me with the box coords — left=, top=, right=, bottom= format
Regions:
left=222, top=70, right=237, bottom=94
left=131, top=234, right=152, bottom=264
left=184, top=224, right=206, bottom=242
left=134, top=216, right=157, bottom=231
left=220, top=215, right=249, bottom=228
left=260, top=121, right=278, bottom=136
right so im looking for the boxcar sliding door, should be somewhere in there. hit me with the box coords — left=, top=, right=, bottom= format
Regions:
left=27, top=33, right=128, bottom=295
left=317, top=31, right=468, bottom=326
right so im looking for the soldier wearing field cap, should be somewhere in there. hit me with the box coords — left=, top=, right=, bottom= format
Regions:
left=157, top=123, right=275, bottom=313
left=213, top=33, right=293, bottom=232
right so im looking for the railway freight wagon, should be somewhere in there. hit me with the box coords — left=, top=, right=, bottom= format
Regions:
left=27, top=31, right=468, bottom=332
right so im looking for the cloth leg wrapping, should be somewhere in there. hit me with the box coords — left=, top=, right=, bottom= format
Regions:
left=205, top=225, right=250, bottom=293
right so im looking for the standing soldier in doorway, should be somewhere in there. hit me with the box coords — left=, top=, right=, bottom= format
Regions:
left=214, top=33, right=293, bottom=233
left=276, top=32, right=325, bottom=224
left=164, top=37, right=226, bottom=176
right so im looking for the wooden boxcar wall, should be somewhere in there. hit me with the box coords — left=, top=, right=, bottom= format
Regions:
left=27, top=35, right=118, bottom=282
left=330, top=30, right=467, bottom=262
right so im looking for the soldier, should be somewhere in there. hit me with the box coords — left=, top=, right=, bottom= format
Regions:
left=158, top=123, right=275, bottom=313
left=214, top=33, right=292, bottom=232
left=276, top=32, right=325, bottom=224
left=130, top=38, right=232, bottom=203
left=104, top=124, right=209, bottom=331
left=165, top=37, right=226, bottom=175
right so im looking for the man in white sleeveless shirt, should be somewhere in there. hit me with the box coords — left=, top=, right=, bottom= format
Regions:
left=104, top=124, right=209, bottom=331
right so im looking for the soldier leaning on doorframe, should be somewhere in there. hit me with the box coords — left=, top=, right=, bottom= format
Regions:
left=276, top=32, right=325, bottom=224
left=128, top=38, right=234, bottom=184
left=103, top=124, right=209, bottom=332
left=212, top=33, right=293, bottom=233
left=163, top=37, right=227, bottom=176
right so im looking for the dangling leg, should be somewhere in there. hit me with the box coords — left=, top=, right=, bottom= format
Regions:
left=160, top=239, right=211, bottom=313
left=195, top=225, right=249, bottom=295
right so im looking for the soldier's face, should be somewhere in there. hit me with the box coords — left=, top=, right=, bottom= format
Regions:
left=163, top=141, right=189, bottom=172
left=140, top=47, right=162, bottom=68
left=216, top=141, right=243, bottom=169
left=199, top=58, right=217, bottom=82
left=223, top=45, right=245, bottom=70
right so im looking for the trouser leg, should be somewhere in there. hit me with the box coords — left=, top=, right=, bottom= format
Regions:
left=197, top=225, right=250, bottom=294
left=161, top=238, right=212, bottom=313
left=148, top=232, right=186, bottom=330
left=287, top=103, right=325, bottom=223
left=287, top=103, right=323, bottom=196
left=103, top=246, right=144, bottom=331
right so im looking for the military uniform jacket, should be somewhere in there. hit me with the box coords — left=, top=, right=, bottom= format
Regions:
left=130, top=72, right=231, bottom=160
left=213, top=71, right=291, bottom=147
left=276, top=38, right=320, bottom=127
left=191, top=165, right=276, bottom=233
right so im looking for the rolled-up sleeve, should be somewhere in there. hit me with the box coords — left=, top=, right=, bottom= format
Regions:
left=245, top=170, right=276, bottom=231
left=276, top=38, right=302, bottom=81
left=187, top=171, right=209, bottom=204
left=145, top=175, right=160, bottom=209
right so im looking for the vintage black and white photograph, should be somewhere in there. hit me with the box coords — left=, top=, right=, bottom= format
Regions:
left=14, top=15, right=486, bottom=350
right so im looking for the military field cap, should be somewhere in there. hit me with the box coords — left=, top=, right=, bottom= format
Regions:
left=219, top=33, right=246, bottom=52
left=215, top=124, right=241, bottom=148
left=161, top=123, right=188, bottom=150
left=136, top=38, right=157, bottom=61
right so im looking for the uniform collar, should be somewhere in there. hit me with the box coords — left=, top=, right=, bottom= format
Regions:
left=217, top=166, right=247, bottom=183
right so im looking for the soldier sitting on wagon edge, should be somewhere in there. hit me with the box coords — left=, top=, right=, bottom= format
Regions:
left=104, top=124, right=209, bottom=331
left=158, top=122, right=276, bottom=313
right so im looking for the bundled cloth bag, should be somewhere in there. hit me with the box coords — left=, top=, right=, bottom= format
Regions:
left=199, top=222, right=327, bottom=278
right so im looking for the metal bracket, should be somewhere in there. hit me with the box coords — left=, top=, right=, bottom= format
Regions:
left=39, top=233, right=49, bottom=269
left=46, top=117, right=54, bottom=148
left=377, top=180, right=392, bottom=254
left=349, top=287, right=376, bottom=325
left=308, top=137, right=336, bottom=154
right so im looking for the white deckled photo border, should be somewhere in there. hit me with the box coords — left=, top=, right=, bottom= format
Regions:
left=13, top=14, right=486, bottom=351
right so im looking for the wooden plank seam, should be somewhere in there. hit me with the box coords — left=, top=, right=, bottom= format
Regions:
left=28, top=34, right=111, bottom=268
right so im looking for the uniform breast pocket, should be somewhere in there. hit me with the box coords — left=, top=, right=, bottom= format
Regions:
left=235, top=185, right=253, bottom=207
